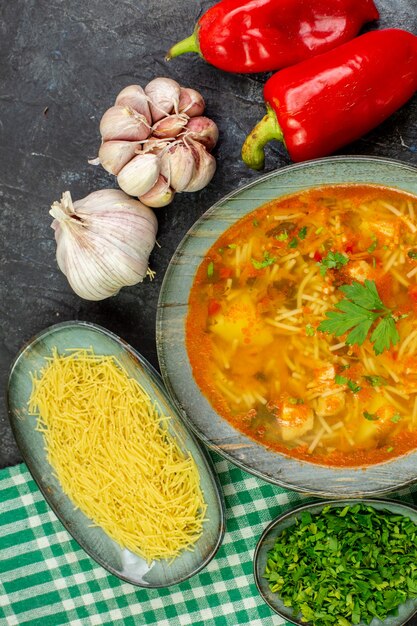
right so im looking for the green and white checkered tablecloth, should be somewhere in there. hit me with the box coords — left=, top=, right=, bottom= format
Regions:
left=1, top=453, right=417, bottom=626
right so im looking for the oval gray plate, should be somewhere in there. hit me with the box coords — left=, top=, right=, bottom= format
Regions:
left=157, top=155, right=417, bottom=497
left=253, top=498, right=417, bottom=626
left=7, top=321, right=225, bottom=587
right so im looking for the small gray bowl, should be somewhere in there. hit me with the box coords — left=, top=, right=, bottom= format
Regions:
left=157, top=155, right=417, bottom=497
left=7, top=321, right=225, bottom=587
left=253, top=498, right=417, bottom=626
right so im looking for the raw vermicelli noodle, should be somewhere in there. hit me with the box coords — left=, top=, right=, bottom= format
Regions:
left=29, top=348, right=207, bottom=562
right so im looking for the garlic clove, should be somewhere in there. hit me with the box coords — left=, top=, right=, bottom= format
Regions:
left=153, top=114, right=188, bottom=139
left=183, top=139, right=216, bottom=192
left=98, top=140, right=142, bottom=175
left=160, top=142, right=195, bottom=192
left=178, top=88, right=205, bottom=117
left=100, top=105, right=151, bottom=142
left=139, top=174, right=175, bottom=208
left=184, top=116, right=219, bottom=152
left=144, top=77, right=181, bottom=122
left=117, top=152, right=161, bottom=197
left=50, top=190, right=157, bottom=301
left=115, top=85, right=152, bottom=125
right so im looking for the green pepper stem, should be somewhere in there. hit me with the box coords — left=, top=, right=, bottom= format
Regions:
left=165, top=32, right=200, bottom=61
left=241, top=104, right=284, bottom=170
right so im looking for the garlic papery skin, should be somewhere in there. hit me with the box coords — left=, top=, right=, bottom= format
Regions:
left=98, top=140, right=142, bottom=175
left=115, top=85, right=152, bottom=125
left=100, top=106, right=151, bottom=142
left=178, top=88, right=205, bottom=117
left=153, top=114, right=188, bottom=139
left=145, top=77, right=181, bottom=122
left=160, top=143, right=195, bottom=192
left=184, top=139, right=216, bottom=192
left=184, top=116, right=219, bottom=152
left=139, top=175, right=175, bottom=208
left=117, top=152, right=160, bottom=197
left=50, top=190, right=157, bottom=301
left=142, top=138, right=171, bottom=155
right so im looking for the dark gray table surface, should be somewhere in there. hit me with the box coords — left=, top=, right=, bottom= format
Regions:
left=1, top=2, right=416, bottom=461
left=1, top=2, right=417, bottom=623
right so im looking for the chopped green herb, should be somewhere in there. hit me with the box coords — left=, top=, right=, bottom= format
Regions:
left=318, top=251, right=349, bottom=276
left=305, top=324, right=315, bottom=337
left=315, top=226, right=324, bottom=235
left=363, top=375, right=388, bottom=387
left=207, top=261, right=214, bottom=277
left=386, top=446, right=394, bottom=452
left=288, top=237, right=298, bottom=248
left=408, top=250, right=417, bottom=259
left=251, top=251, right=276, bottom=270
left=264, top=503, right=417, bottom=626
left=367, top=237, right=378, bottom=253
left=289, top=397, right=304, bottom=405
left=276, top=232, right=288, bottom=241
left=318, top=280, right=401, bottom=356
left=347, top=379, right=362, bottom=394
left=391, top=413, right=401, bottom=423
left=228, top=243, right=237, bottom=249
left=298, top=226, right=308, bottom=240
left=218, top=247, right=224, bottom=254
left=334, top=375, right=361, bottom=393
left=253, top=219, right=259, bottom=227
left=363, top=411, right=379, bottom=421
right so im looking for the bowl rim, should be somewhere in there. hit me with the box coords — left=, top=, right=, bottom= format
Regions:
left=253, top=496, right=417, bottom=626
left=156, top=155, right=417, bottom=496
left=7, top=320, right=226, bottom=588
left=160, top=155, right=417, bottom=252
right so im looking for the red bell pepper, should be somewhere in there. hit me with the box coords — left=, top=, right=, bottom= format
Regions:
left=242, top=28, right=417, bottom=167
left=166, top=0, right=379, bottom=74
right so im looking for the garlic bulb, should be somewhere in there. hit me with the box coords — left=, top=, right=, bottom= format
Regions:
left=50, top=189, right=157, bottom=301
left=94, top=78, right=218, bottom=208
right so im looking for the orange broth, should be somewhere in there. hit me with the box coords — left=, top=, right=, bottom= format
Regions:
left=186, top=185, right=417, bottom=467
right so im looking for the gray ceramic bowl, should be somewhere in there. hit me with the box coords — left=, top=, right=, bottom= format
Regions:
left=157, top=156, right=417, bottom=497
left=253, top=498, right=417, bottom=626
left=7, top=321, right=225, bottom=587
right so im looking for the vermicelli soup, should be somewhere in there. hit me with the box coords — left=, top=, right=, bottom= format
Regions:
left=186, top=185, right=417, bottom=466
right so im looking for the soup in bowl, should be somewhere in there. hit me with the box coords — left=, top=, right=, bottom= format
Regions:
left=157, top=157, right=417, bottom=495
left=186, top=184, right=417, bottom=468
